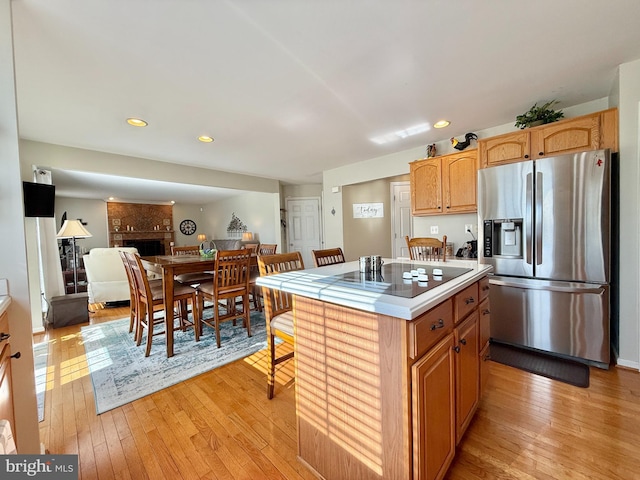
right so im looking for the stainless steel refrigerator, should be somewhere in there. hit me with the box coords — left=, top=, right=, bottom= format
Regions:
left=478, top=149, right=610, bottom=367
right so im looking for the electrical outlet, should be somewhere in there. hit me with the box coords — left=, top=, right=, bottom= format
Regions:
left=465, top=224, right=473, bottom=234
left=430, top=225, right=439, bottom=234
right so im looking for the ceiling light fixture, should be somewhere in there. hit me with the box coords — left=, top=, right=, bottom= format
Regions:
left=434, top=120, right=450, bottom=129
left=108, top=197, right=114, bottom=201
left=170, top=200, right=175, bottom=205
left=126, top=117, right=148, bottom=127
left=371, top=123, right=430, bottom=145
left=198, top=135, right=214, bottom=143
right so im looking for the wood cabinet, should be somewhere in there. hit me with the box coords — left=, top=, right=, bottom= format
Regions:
left=411, top=333, right=455, bottom=480
left=0, top=311, right=16, bottom=447
left=410, top=150, right=478, bottom=216
left=478, top=108, right=618, bottom=168
left=454, top=311, right=479, bottom=444
left=293, top=275, right=489, bottom=480
left=410, top=277, right=485, bottom=480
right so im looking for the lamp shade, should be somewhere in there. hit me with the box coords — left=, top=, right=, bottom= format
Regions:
left=197, top=234, right=206, bottom=242
left=242, top=232, right=253, bottom=241
left=57, top=219, right=93, bottom=238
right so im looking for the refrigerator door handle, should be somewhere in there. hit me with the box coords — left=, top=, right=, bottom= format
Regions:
left=525, top=172, right=533, bottom=265
left=535, top=171, right=543, bottom=265
left=489, top=277, right=606, bottom=294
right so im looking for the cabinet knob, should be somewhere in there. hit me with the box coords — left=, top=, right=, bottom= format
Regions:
left=430, top=319, right=445, bottom=331
left=453, top=346, right=461, bottom=353
left=539, top=152, right=544, bottom=156
left=524, top=154, right=529, bottom=159
left=465, top=297, right=475, bottom=305
left=0, top=332, right=9, bottom=341
left=482, top=309, right=491, bottom=315
left=437, top=206, right=441, bottom=209
left=460, top=338, right=467, bottom=345
left=11, top=352, right=21, bottom=359
left=446, top=206, right=450, bottom=209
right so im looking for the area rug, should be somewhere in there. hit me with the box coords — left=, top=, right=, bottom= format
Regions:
left=81, top=310, right=267, bottom=414
left=33, top=342, right=48, bottom=422
left=490, top=341, right=590, bottom=388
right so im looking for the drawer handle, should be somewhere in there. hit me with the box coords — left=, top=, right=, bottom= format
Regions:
left=430, top=319, right=445, bottom=331
left=0, top=332, right=9, bottom=341
left=465, top=297, right=475, bottom=305
left=482, top=285, right=490, bottom=291
left=11, top=352, right=21, bottom=359
left=482, top=309, right=490, bottom=315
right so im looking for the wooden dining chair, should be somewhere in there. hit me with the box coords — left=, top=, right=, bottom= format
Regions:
left=171, top=245, right=215, bottom=285
left=197, top=249, right=252, bottom=348
left=248, top=244, right=278, bottom=312
left=119, top=251, right=163, bottom=339
left=127, top=252, right=200, bottom=356
left=311, top=247, right=346, bottom=267
left=405, top=235, right=448, bottom=262
left=258, top=251, right=305, bottom=399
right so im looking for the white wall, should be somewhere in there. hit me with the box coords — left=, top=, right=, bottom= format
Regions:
left=173, top=203, right=205, bottom=246
left=55, top=197, right=108, bottom=251
left=615, top=59, right=640, bottom=369
left=0, top=0, right=40, bottom=453
left=200, top=191, right=281, bottom=248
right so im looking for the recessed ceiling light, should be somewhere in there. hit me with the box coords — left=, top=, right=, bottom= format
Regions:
left=198, top=135, right=214, bottom=143
left=170, top=200, right=175, bottom=205
left=108, top=197, right=114, bottom=201
left=126, top=117, right=148, bottom=127
left=434, top=120, right=450, bottom=129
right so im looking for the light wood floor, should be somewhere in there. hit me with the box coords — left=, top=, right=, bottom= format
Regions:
left=35, top=305, right=640, bottom=480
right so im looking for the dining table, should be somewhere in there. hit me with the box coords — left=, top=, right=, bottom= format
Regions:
left=140, top=254, right=216, bottom=357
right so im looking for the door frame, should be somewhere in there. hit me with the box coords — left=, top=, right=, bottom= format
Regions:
left=390, top=181, right=411, bottom=259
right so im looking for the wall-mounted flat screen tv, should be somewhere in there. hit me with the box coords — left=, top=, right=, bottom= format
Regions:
left=23, top=181, right=56, bottom=218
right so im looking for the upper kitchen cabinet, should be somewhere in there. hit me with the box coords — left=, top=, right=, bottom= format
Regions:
left=478, top=108, right=618, bottom=168
left=411, top=149, right=478, bottom=216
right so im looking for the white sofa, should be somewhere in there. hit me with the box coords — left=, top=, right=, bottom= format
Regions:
left=83, top=247, right=138, bottom=304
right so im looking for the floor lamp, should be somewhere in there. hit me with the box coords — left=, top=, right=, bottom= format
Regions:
left=56, top=219, right=92, bottom=294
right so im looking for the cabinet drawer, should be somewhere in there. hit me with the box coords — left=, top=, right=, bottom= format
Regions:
left=479, top=298, right=491, bottom=348
left=454, top=283, right=478, bottom=323
left=479, top=276, right=490, bottom=301
left=0, top=312, right=8, bottom=348
left=409, top=299, right=453, bottom=360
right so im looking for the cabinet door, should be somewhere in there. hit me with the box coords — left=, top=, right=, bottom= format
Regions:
left=530, top=113, right=600, bottom=158
left=478, top=131, right=531, bottom=168
left=478, top=297, right=491, bottom=350
left=454, top=311, right=479, bottom=444
left=411, top=158, right=442, bottom=215
left=412, top=333, right=455, bottom=480
left=442, top=150, right=478, bottom=214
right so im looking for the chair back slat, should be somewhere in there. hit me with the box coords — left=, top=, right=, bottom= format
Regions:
left=258, top=244, right=277, bottom=255
left=258, top=252, right=305, bottom=317
left=172, top=245, right=200, bottom=255
left=311, top=247, right=345, bottom=267
left=405, top=235, right=447, bottom=262
left=214, top=249, right=251, bottom=298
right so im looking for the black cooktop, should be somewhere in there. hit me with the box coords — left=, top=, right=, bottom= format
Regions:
left=315, top=263, right=472, bottom=298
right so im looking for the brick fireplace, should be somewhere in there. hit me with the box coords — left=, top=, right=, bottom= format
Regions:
left=107, top=202, right=174, bottom=255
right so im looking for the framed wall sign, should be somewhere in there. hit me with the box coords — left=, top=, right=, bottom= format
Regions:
left=353, top=203, right=384, bottom=218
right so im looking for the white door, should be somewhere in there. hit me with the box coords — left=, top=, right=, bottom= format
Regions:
left=391, top=182, right=412, bottom=258
left=286, top=197, right=321, bottom=268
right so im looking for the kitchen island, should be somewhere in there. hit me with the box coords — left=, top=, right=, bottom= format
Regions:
left=257, top=259, right=492, bottom=480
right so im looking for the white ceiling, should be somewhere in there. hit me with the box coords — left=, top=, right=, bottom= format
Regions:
left=11, top=0, right=640, bottom=203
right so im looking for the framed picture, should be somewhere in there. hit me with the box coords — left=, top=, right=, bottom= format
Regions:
left=353, top=203, right=384, bottom=218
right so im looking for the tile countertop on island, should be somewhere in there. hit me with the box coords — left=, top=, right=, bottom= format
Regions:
left=256, top=258, right=492, bottom=320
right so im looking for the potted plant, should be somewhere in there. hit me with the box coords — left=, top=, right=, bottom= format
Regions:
left=514, top=100, right=564, bottom=129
